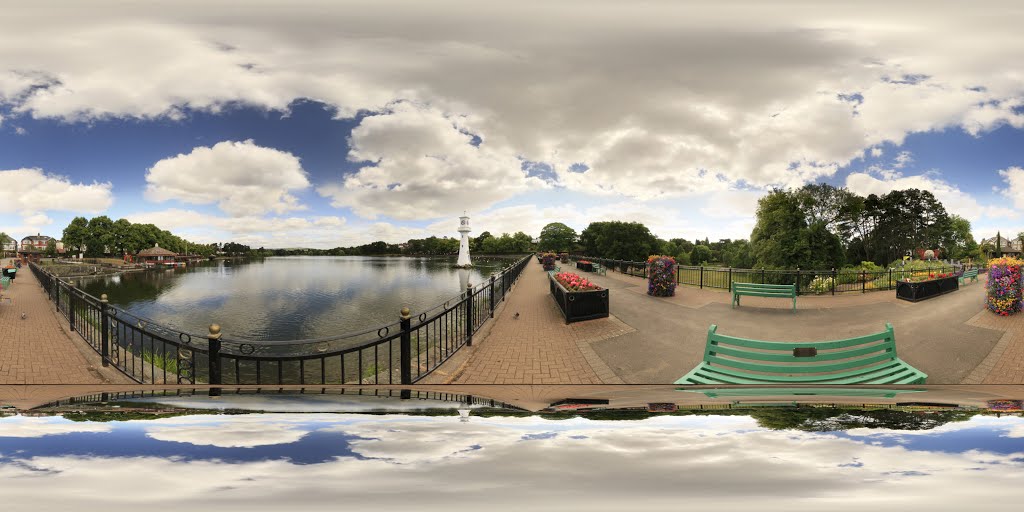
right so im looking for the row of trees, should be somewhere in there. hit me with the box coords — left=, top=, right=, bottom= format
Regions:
left=750, top=185, right=978, bottom=269
left=61, top=216, right=216, bottom=258
left=233, top=231, right=535, bottom=258
left=536, top=184, right=982, bottom=269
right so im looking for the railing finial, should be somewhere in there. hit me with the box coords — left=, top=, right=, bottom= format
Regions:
left=208, top=323, right=222, bottom=340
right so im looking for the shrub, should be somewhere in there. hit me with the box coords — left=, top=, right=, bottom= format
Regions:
left=647, top=255, right=677, bottom=297
left=808, top=276, right=834, bottom=295
left=987, top=257, right=1023, bottom=316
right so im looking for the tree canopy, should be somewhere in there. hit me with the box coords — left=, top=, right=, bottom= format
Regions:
left=539, top=222, right=577, bottom=253
left=579, top=221, right=660, bottom=261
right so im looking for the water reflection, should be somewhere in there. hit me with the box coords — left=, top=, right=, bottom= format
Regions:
left=74, top=256, right=509, bottom=340
left=1, top=404, right=1022, bottom=508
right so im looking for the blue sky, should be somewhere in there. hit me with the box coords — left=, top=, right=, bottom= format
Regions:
left=2, top=1, right=1024, bottom=248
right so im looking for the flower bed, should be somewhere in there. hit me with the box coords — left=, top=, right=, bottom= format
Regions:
left=896, top=274, right=959, bottom=302
left=549, top=271, right=609, bottom=323
left=647, top=255, right=676, bottom=297
left=987, top=257, right=1023, bottom=316
left=576, top=260, right=594, bottom=272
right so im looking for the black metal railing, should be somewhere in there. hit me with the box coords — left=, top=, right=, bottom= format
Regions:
left=36, top=387, right=526, bottom=411
left=573, top=255, right=980, bottom=296
left=29, top=254, right=532, bottom=387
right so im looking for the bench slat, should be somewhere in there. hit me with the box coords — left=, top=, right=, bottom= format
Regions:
left=708, top=342, right=894, bottom=363
left=681, top=360, right=920, bottom=384
left=706, top=350, right=898, bottom=374
left=709, top=328, right=893, bottom=351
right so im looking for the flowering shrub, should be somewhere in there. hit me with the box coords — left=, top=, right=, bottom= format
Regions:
left=647, top=255, right=676, bottom=297
left=578, top=260, right=592, bottom=265
left=554, top=271, right=602, bottom=291
left=808, top=276, right=834, bottom=295
left=987, top=257, right=1023, bottom=316
left=542, top=253, right=557, bottom=271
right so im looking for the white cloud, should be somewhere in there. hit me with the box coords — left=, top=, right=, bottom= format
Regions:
left=3, top=1, right=1024, bottom=211
left=318, top=102, right=548, bottom=220
left=0, top=416, right=112, bottom=437
left=0, top=414, right=1022, bottom=511
left=0, top=168, right=113, bottom=231
left=998, top=166, right=1024, bottom=210
left=124, top=208, right=349, bottom=247
left=145, top=140, right=310, bottom=217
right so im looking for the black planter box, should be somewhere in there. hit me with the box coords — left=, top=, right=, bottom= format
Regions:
left=576, top=261, right=594, bottom=272
left=550, top=273, right=610, bottom=324
left=895, top=276, right=959, bottom=302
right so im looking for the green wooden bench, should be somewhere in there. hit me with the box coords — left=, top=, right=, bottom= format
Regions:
left=732, top=282, right=796, bottom=311
left=959, top=268, right=979, bottom=285
left=592, top=263, right=607, bottom=276
left=675, top=323, right=928, bottom=385
left=677, top=387, right=925, bottom=398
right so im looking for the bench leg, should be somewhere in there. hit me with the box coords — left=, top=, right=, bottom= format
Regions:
left=792, top=297, right=796, bottom=312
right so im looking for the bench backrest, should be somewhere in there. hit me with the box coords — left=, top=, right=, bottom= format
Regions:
left=732, top=282, right=795, bottom=294
left=963, top=269, right=978, bottom=277
left=703, top=323, right=899, bottom=375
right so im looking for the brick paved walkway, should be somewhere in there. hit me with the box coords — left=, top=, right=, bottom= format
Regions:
left=963, top=308, right=1024, bottom=384
left=448, top=260, right=632, bottom=384
left=0, top=259, right=127, bottom=385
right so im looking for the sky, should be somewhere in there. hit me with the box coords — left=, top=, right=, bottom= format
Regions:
left=2, top=1, right=1024, bottom=248
left=1, top=412, right=1023, bottom=509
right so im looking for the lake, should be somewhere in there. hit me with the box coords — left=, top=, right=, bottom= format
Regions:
left=76, top=256, right=511, bottom=341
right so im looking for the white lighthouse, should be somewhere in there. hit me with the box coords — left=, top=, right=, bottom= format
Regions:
left=457, top=212, right=472, bottom=267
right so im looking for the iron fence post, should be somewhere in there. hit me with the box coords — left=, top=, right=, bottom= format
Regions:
left=700, top=266, right=704, bottom=289
left=831, top=268, right=836, bottom=295
left=862, top=269, right=866, bottom=293
left=400, top=307, right=412, bottom=385
left=796, top=267, right=801, bottom=294
left=888, top=268, right=892, bottom=290
left=207, top=324, right=222, bottom=396
left=100, top=294, right=110, bottom=367
left=728, top=267, right=733, bottom=291
left=761, top=268, right=765, bottom=285
left=489, top=274, right=496, bottom=318
left=465, top=283, right=474, bottom=347
left=68, top=282, right=76, bottom=331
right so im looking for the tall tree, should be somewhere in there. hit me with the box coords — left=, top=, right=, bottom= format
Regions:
left=579, top=221, right=660, bottom=261
left=62, top=217, right=90, bottom=255
left=538, top=222, right=577, bottom=253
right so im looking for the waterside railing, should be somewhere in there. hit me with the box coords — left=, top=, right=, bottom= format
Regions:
left=572, top=255, right=981, bottom=295
left=29, top=254, right=532, bottom=388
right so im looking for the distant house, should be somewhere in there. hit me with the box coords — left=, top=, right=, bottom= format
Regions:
left=980, top=236, right=1023, bottom=257
left=20, top=233, right=54, bottom=252
left=137, top=243, right=181, bottom=267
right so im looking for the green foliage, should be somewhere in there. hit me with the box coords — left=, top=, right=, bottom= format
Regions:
left=539, top=222, right=578, bottom=253
left=691, top=244, right=713, bottom=265
left=62, top=216, right=89, bottom=254
left=579, top=221, right=659, bottom=261
left=45, top=238, right=58, bottom=257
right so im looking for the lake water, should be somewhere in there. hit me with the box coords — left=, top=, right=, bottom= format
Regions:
left=76, top=256, right=510, bottom=341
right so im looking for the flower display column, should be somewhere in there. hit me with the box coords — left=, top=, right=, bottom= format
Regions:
left=647, top=255, right=677, bottom=297
left=542, top=253, right=557, bottom=271
left=987, top=257, right=1023, bottom=316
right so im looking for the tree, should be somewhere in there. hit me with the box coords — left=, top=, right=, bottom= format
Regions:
left=85, top=215, right=115, bottom=257
left=539, top=222, right=577, bottom=253
left=947, top=215, right=976, bottom=260
left=691, top=245, right=713, bottom=265
left=45, top=238, right=57, bottom=258
left=0, top=232, right=11, bottom=256
left=472, top=231, right=493, bottom=252
left=63, top=216, right=90, bottom=255
left=578, top=221, right=660, bottom=261
left=750, top=190, right=809, bottom=268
